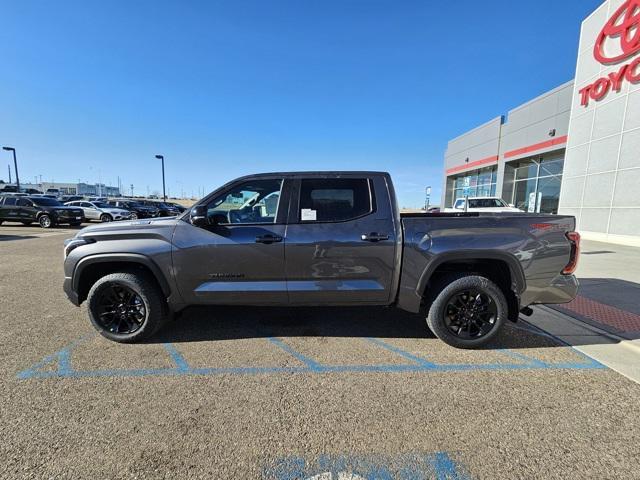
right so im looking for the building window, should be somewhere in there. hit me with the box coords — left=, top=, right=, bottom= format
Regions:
left=510, top=156, right=563, bottom=213
left=449, top=166, right=498, bottom=206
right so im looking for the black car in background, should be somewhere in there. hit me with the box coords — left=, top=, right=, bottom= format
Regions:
left=60, top=195, right=85, bottom=203
left=137, top=200, right=181, bottom=217
left=165, top=202, right=187, bottom=213
left=106, top=200, right=159, bottom=219
left=0, top=196, right=84, bottom=228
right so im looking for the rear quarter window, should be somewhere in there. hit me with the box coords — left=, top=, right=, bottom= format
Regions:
left=299, top=178, right=373, bottom=222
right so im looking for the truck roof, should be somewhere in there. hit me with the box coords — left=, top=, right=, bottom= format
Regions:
left=237, top=171, right=391, bottom=178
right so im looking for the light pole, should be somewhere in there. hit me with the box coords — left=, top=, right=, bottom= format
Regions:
left=2, top=147, right=19, bottom=192
left=424, top=186, right=431, bottom=211
left=155, top=155, right=166, bottom=202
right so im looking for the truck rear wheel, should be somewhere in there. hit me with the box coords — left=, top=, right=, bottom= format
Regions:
left=425, top=274, right=506, bottom=349
left=86, top=271, right=167, bottom=343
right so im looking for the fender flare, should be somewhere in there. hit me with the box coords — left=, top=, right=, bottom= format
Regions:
left=415, top=250, right=526, bottom=298
left=72, top=253, right=172, bottom=298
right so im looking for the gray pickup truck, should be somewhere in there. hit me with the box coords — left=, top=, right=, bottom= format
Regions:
left=63, top=172, right=580, bottom=348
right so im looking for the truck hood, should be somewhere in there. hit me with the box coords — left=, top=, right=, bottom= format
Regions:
left=75, top=216, right=180, bottom=237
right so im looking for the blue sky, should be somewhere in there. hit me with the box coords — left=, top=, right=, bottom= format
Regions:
left=0, top=0, right=601, bottom=206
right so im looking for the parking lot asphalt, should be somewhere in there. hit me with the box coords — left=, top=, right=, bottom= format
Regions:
left=2, top=226, right=640, bottom=479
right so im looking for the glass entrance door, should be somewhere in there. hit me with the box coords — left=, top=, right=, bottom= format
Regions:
left=510, top=156, right=563, bottom=214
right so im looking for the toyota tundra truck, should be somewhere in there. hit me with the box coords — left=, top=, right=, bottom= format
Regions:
left=62, top=172, right=580, bottom=348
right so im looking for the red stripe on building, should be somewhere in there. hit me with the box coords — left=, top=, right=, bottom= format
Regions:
left=446, top=155, right=499, bottom=175
left=503, top=135, right=568, bottom=159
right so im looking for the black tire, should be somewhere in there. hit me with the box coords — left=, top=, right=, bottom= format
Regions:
left=425, top=274, right=507, bottom=349
left=100, top=213, right=112, bottom=223
left=38, top=214, right=53, bottom=228
left=21, top=221, right=33, bottom=226
left=87, top=271, right=168, bottom=343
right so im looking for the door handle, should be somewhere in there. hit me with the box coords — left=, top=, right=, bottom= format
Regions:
left=255, top=234, right=283, bottom=244
left=361, top=232, right=389, bottom=242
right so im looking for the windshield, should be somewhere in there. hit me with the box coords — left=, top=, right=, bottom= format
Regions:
left=31, top=197, right=62, bottom=206
left=468, top=198, right=508, bottom=208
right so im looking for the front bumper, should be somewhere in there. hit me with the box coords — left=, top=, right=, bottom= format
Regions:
left=56, top=212, right=84, bottom=223
left=63, top=276, right=80, bottom=306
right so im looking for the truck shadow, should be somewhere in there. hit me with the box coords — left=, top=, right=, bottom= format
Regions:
left=149, top=305, right=600, bottom=350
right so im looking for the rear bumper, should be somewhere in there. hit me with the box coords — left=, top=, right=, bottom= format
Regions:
left=531, top=274, right=579, bottom=305
left=63, top=276, right=80, bottom=306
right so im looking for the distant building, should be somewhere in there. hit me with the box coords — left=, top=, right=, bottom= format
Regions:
left=7, top=181, right=122, bottom=197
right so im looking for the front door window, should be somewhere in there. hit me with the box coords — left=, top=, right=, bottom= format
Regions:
left=206, top=179, right=283, bottom=225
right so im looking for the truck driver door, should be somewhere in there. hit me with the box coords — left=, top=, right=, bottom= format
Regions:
left=172, top=177, right=291, bottom=305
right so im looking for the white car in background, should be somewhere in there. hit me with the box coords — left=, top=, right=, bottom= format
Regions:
left=65, top=200, right=131, bottom=222
left=445, top=197, right=524, bottom=213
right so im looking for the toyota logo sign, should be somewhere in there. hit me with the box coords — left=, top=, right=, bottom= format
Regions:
left=594, top=0, right=640, bottom=64
left=579, top=0, right=640, bottom=106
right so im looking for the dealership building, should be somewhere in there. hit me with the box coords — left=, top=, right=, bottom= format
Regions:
left=442, top=0, right=640, bottom=246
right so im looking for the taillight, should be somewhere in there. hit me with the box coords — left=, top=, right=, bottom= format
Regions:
left=562, top=231, right=580, bottom=275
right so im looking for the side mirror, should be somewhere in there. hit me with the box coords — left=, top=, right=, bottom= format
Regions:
left=509, top=204, right=515, bottom=208
left=190, top=205, right=208, bottom=227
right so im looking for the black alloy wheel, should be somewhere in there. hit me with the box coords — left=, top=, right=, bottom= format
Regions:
left=425, top=274, right=507, bottom=349
left=94, top=283, right=146, bottom=334
left=443, top=288, right=497, bottom=339
left=39, top=214, right=52, bottom=228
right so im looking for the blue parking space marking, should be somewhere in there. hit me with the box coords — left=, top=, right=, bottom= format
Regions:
left=264, top=452, right=471, bottom=479
left=365, top=337, right=437, bottom=367
left=17, top=325, right=606, bottom=380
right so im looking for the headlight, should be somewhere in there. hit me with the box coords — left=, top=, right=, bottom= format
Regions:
left=63, top=237, right=94, bottom=259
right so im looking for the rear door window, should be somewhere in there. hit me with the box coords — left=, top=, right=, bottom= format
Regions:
left=299, top=178, right=373, bottom=222
left=3, top=197, right=17, bottom=206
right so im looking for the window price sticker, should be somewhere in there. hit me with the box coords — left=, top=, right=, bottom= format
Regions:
left=301, top=209, right=317, bottom=221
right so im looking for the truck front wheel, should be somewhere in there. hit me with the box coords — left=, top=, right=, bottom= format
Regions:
left=426, top=274, right=507, bottom=349
left=86, top=271, right=167, bottom=343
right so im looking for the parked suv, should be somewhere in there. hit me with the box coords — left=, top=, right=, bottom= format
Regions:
left=1, top=196, right=84, bottom=228
left=138, top=200, right=181, bottom=217
left=65, top=200, right=131, bottom=222
left=60, top=195, right=85, bottom=203
left=106, top=200, right=159, bottom=219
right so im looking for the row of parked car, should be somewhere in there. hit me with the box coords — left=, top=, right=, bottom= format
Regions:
left=0, top=193, right=187, bottom=228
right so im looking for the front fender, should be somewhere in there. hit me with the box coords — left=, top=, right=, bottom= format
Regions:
left=72, top=253, right=172, bottom=298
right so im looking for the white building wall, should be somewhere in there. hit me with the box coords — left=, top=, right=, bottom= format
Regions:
left=559, top=0, right=640, bottom=245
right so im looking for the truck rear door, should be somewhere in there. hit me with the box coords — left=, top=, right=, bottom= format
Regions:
left=285, top=175, right=398, bottom=305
